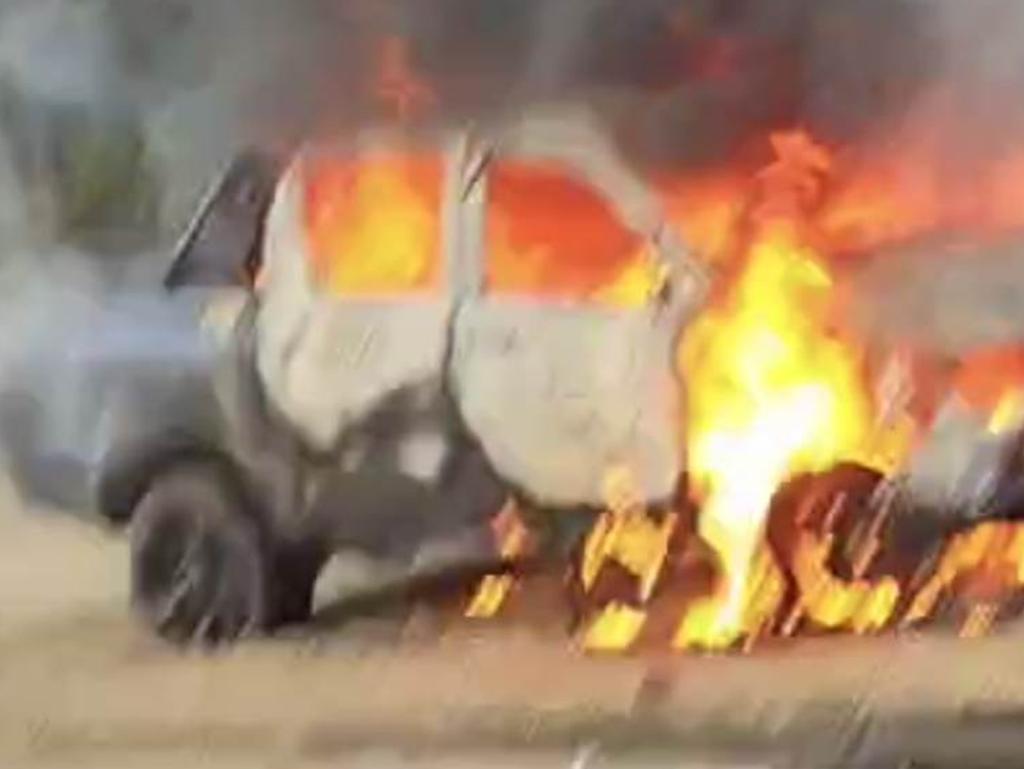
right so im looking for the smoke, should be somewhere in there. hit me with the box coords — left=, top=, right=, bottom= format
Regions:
left=0, top=2, right=1022, bottom=325
left=0, top=0, right=1021, bottom=527
left=1, top=0, right=1022, bottom=238
left=835, top=1, right=1024, bottom=358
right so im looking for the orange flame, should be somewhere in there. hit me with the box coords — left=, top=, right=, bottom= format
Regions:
left=302, top=152, right=443, bottom=294
left=655, top=169, right=747, bottom=264
left=817, top=113, right=1024, bottom=253
left=906, top=522, right=1024, bottom=635
left=486, top=161, right=659, bottom=306
left=660, top=124, right=1024, bottom=649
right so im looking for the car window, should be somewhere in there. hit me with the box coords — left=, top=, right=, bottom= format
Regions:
left=302, top=152, right=443, bottom=295
left=486, top=159, right=655, bottom=304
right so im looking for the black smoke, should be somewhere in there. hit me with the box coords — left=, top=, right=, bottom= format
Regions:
left=1, top=0, right=1023, bottom=251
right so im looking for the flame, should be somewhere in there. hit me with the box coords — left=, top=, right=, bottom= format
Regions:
left=658, top=99, right=1024, bottom=263
left=459, top=119, right=1024, bottom=649
left=789, top=530, right=900, bottom=634
left=293, top=111, right=1024, bottom=649
left=465, top=500, right=532, bottom=619
left=674, top=132, right=877, bottom=649
left=302, top=153, right=442, bottom=294
left=582, top=603, right=649, bottom=652
left=655, top=169, right=748, bottom=263
left=663, top=128, right=1024, bottom=648
left=905, top=522, right=1024, bottom=634
left=952, top=347, right=1024, bottom=434
left=675, top=542, right=786, bottom=650
left=486, top=161, right=658, bottom=306
left=578, top=467, right=677, bottom=651
left=989, top=391, right=1024, bottom=435
left=816, top=101, right=1024, bottom=253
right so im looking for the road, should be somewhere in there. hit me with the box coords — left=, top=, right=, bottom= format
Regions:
left=0, top=480, right=747, bottom=768
left=3, top=476, right=1024, bottom=768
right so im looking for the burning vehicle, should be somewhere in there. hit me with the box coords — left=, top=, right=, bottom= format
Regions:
left=3, top=102, right=1024, bottom=653
left=0, top=111, right=706, bottom=643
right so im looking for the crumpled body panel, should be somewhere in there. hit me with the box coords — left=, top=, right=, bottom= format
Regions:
left=450, top=301, right=683, bottom=505
left=255, top=113, right=706, bottom=504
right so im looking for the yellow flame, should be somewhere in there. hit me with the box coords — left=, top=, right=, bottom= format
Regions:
left=580, top=509, right=677, bottom=603
left=791, top=532, right=899, bottom=633
left=591, top=249, right=668, bottom=307
left=304, top=154, right=441, bottom=294
left=465, top=501, right=531, bottom=619
left=465, top=574, right=516, bottom=619
left=989, top=389, right=1024, bottom=434
left=675, top=225, right=874, bottom=649
left=582, top=603, right=648, bottom=651
left=578, top=467, right=678, bottom=651
left=675, top=545, right=785, bottom=649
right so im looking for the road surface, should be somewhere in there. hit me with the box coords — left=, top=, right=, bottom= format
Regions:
left=2, top=477, right=1024, bottom=768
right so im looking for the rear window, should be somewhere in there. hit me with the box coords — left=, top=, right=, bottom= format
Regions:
left=302, top=152, right=443, bottom=294
left=486, top=160, right=655, bottom=304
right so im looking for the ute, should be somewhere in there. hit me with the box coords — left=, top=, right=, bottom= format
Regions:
left=0, top=111, right=708, bottom=644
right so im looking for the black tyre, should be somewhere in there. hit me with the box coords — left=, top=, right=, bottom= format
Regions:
left=130, top=462, right=270, bottom=645
left=269, top=542, right=326, bottom=627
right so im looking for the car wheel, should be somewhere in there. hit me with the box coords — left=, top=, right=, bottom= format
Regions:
left=269, top=542, right=326, bottom=627
left=130, top=462, right=270, bottom=645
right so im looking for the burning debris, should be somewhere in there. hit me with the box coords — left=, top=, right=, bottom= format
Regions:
left=442, top=125, right=1024, bottom=655
left=156, top=105, right=1024, bottom=654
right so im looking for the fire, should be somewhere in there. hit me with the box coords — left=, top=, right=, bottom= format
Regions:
left=952, top=347, right=1024, bottom=434
left=470, top=127, right=1024, bottom=652
left=653, top=126, right=1024, bottom=650
left=990, top=391, right=1024, bottom=435
left=294, top=113, right=1024, bottom=650
left=577, top=467, right=677, bottom=650
left=486, top=160, right=658, bottom=306
left=302, top=152, right=443, bottom=294
left=905, top=521, right=1024, bottom=634
left=815, top=111, right=1024, bottom=253
left=673, top=131, right=878, bottom=649
left=655, top=169, right=747, bottom=263
left=465, top=500, right=533, bottom=619
left=582, top=603, right=649, bottom=651
left=657, top=125, right=1024, bottom=648
left=787, top=529, right=899, bottom=635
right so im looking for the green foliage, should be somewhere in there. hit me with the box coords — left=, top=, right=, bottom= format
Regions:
left=55, top=119, right=161, bottom=251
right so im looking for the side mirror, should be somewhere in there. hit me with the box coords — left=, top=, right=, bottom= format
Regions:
left=164, top=151, right=282, bottom=290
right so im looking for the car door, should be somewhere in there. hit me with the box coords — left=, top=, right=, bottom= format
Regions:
left=449, top=112, right=707, bottom=506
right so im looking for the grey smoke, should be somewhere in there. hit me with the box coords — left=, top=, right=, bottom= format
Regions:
left=2, top=0, right=1022, bottom=233
left=0, top=1, right=1023, bottom=343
